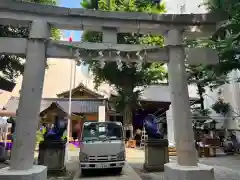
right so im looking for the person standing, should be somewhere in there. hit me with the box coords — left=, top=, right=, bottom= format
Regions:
left=4, top=116, right=16, bottom=163
left=73, top=122, right=81, bottom=141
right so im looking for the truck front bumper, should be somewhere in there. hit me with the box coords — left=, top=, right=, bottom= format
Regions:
left=80, top=161, right=125, bottom=169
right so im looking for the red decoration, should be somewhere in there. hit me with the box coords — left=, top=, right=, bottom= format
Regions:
left=68, top=36, right=73, bottom=42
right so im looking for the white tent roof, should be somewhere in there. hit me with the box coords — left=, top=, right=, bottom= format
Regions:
left=0, top=116, right=8, bottom=128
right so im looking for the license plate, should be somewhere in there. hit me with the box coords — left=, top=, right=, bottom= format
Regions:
left=98, top=163, right=109, bottom=168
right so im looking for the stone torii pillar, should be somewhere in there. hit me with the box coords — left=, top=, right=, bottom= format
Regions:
left=166, top=29, right=197, bottom=166
left=164, top=29, right=214, bottom=180
left=0, top=20, right=49, bottom=180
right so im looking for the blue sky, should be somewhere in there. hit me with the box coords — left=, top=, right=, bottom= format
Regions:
left=59, top=0, right=82, bottom=41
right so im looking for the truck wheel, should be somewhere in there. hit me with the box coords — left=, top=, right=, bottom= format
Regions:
left=236, top=147, right=240, bottom=154
left=114, top=167, right=123, bottom=174
left=81, top=169, right=88, bottom=177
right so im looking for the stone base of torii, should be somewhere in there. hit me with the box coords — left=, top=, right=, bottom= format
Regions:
left=0, top=1, right=226, bottom=180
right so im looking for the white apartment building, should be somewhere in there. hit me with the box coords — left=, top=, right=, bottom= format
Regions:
left=165, top=0, right=240, bottom=133
left=165, top=0, right=207, bottom=14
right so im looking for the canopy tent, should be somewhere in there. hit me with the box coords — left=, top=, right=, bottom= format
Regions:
left=0, top=116, right=7, bottom=128
left=0, top=111, right=15, bottom=117
left=0, top=116, right=10, bottom=149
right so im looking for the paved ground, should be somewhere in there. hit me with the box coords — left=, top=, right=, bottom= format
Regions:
left=127, top=148, right=240, bottom=180
left=73, top=163, right=141, bottom=180
left=0, top=163, right=6, bottom=169
left=69, top=148, right=141, bottom=180
left=3, top=147, right=240, bottom=180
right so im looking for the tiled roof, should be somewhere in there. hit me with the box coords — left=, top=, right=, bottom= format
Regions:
left=140, top=84, right=199, bottom=102
left=110, top=84, right=199, bottom=102
left=4, top=96, right=105, bottom=113
left=55, top=100, right=104, bottom=113
left=57, top=82, right=104, bottom=98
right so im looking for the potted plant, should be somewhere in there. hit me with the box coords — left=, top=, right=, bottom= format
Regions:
left=211, top=99, right=231, bottom=136
left=211, top=99, right=231, bottom=116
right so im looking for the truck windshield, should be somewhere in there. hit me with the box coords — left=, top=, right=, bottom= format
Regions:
left=82, top=122, right=123, bottom=141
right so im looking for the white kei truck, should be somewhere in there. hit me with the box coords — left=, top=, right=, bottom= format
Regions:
left=79, top=121, right=126, bottom=175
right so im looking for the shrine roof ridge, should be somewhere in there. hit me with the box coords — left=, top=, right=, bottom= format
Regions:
left=4, top=96, right=106, bottom=114
left=0, top=0, right=227, bottom=30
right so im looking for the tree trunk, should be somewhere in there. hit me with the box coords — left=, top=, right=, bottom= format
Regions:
left=197, top=84, right=205, bottom=110
left=123, top=106, right=133, bottom=139
left=124, top=106, right=132, bottom=126
left=223, top=114, right=229, bottom=138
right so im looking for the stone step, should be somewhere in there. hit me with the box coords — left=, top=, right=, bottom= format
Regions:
left=168, top=147, right=176, bottom=152
left=169, top=151, right=177, bottom=156
left=168, top=147, right=176, bottom=156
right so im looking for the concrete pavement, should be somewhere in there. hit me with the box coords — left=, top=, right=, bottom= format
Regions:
left=4, top=147, right=240, bottom=180
left=66, top=148, right=142, bottom=180
left=73, top=163, right=142, bottom=180
left=0, top=147, right=143, bottom=180
left=127, top=148, right=240, bottom=180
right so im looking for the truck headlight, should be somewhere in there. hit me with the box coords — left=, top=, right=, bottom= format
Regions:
left=117, top=151, right=125, bottom=161
left=79, top=152, right=88, bottom=162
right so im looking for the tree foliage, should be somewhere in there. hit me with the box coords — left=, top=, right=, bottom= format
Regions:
left=192, top=108, right=211, bottom=129
left=184, top=0, right=240, bottom=114
left=185, top=39, right=228, bottom=110
left=203, top=0, right=240, bottom=75
left=211, top=98, right=231, bottom=116
left=0, top=0, right=60, bottom=82
left=81, top=0, right=167, bottom=115
left=184, top=0, right=240, bottom=118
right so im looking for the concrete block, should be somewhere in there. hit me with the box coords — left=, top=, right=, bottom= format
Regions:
left=164, top=163, right=214, bottom=180
left=0, top=165, right=47, bottom=180
left=144, top=139, right=169, bottom=172
left=38, top=140, right=66, bottom=173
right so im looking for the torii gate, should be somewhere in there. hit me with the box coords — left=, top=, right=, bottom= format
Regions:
left=0, top=1, right=225, bottom=180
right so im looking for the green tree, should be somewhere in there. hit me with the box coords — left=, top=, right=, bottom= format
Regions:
left=186, top=64, right=228, bottom=110
left=81, top=0, right=167, bottom=125
left=212, top=98, right=231, bottom=117
left=183, top=0, right=237, bottom=122
left=182, top=38, right=228, bottom=131
left=212, top=97, right=231, bottom=134
left=185, top=39, right=228, bottom=111
left=0, top=0, right=60, bottom=82
left=203, top=0, right=240, bottom=76
left=191, top=108, right=211, bottom=129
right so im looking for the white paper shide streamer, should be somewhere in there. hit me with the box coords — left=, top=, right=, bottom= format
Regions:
left=98, top=51, right=106, bottom=69
left=74, top=49, right=82, bottom=66
left=116, top=51, right=123, bottom=71
left=135, top=51, right=144, bottom=72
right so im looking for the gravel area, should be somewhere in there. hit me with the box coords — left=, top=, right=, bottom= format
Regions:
left=48, top=171, right=75, bottom=180
left=3, top=147, right=240, bottom=180
left=0, top=150, right=79, bottom=180
left=73, top=163, right=141, bottom=180
left=130, top=163, right=240, bottom=180
left=0, top=162, right=7, bottom=169
left=128, top=150, right=240, bottom=180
